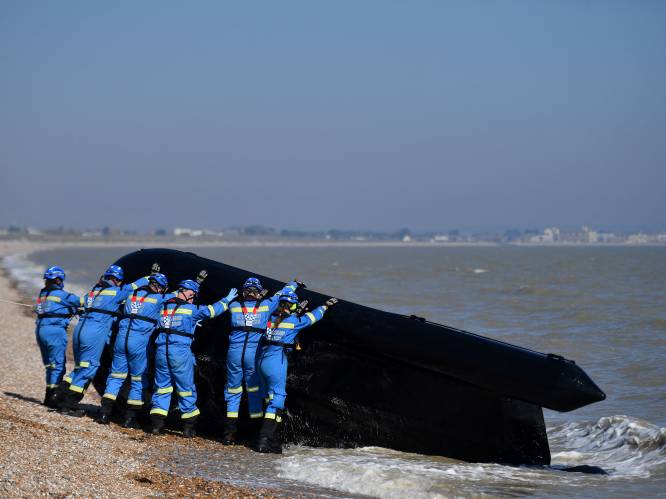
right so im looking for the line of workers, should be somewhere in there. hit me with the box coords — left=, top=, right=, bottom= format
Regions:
left=34, top=264, right=337, bottom=453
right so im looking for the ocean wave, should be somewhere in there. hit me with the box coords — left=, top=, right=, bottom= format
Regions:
left=549, top=415, right=666, bottom=478
left=2, top=252, right=46, bottom=296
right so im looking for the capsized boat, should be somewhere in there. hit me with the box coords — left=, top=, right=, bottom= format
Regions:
left=93, top=248, right=605, bottom=465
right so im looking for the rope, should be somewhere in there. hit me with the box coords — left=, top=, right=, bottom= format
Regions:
left=0, top=297, right=34, bottom=308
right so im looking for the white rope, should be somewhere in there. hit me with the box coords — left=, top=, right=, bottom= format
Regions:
left=0, top=297, right=34, bottom=308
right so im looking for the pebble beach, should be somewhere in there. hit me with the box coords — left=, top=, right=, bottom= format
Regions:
left=0, top=241, right=272, bottom=498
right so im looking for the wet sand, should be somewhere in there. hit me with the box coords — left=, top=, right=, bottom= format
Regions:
left=0, top=241, right=273, bottom=498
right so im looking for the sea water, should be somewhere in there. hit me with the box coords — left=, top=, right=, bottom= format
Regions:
left=6, top=245, right=666, bottom=497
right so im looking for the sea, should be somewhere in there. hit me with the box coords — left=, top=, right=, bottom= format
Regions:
left=4, top=244, right=665, bottom=497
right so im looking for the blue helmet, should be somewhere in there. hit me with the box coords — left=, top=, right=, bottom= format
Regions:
left=279, top=290, right=299, bottom=305
left=44, top=266, right=66, bottom=281
left=104, top=264, right=124, bottom=281
left=178, top=279, right=200, bottom=294
left=149, top=273, right=168, bottom=289
left=243, top=277, right=263, bottom=291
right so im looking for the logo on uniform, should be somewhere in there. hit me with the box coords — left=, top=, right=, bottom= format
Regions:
left=163, top=315, right=172, bottom=328
left=130, top=301, right=141, bottom=315
left=86, top=296, right=94, bottom=308
left=244, top=313, right=257, bottom=326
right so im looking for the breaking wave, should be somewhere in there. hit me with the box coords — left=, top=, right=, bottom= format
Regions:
left=2, top=252, right=46, bottom=296
left=277, top=416, right=666, bottom=498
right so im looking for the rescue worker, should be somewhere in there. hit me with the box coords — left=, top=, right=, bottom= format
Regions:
left=58, top=264, right=151, bottom=416
left=256, top=291, right=338, bottom=453
left=222, top=277, right=302, bottom=444
left=95, top=273, right=172, bottom=427
left=149, top=280, right=238, bottom=437
left=34, top=266, right=83, bottom=408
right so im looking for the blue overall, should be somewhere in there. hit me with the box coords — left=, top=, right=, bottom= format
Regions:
left=150, top=297, right=231, bottom=420
left=225, top=281, right=298, bottom=419
left=257, top=306, right=327, bottom=418
left=34, top=286, right=82, bottom=388
left=65, top=276, right=149, bottom=396
left=102, top=288, right=175, bottom=408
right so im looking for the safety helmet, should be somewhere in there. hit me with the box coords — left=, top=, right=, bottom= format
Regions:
left=243, top=277, right=263, bottom=291
left=178, top=279, right=200, bottom=294
left=149, top=273, right=168, bottom=289
left=104, top=265, right=124, bottom=280
left=43, top=266, right=66, bottom=281
left=279, top=290, right=299, bottom=306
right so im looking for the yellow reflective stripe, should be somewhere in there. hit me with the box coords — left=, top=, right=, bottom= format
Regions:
left=277, top=416, right=282, bottom=423
left=150, top=408, right=168, bottom=416
left=131, top=375, right=142, bottom=381
left=227, top=386, right=243, bottom=394
left=46, top=383, right=59, bottom=388
left=78, top=361, right=90, bottom=368
left=46, top=296, right=61, bottom=303
left=127, top=399, right=144, bottom=406
left=181, top=409, right=200, bottom=419
left=264, top=412, right=276, bottom=420
left=285, top=284, right=297, bottom=291
left=156, top=386, right=173, bottom=394
left=63, top=376, right=72, bottom=383
left=256, top=306, right=269, bottom=312
left=79, top=296, right=85, bottom=306
left=103, top=393, right=117, bottom=401
left=69, top=384, right=85, bottom=393
left=306, top=312, right=316, bottom=323
left=230, top=307, right=243, bottom=313
left=177, top=391, right=193, bottom=397
left=44, top=363, right=54, bottom=368
left=110, top=372, right=127, bottom=379
left=135, top=297, right=158, bottom=304
left=246, top=386, right=259, bottom=393
left=226, top=412, right=239, bottom=418
left=175, top=308, right=193, bottom=315
left=207, top=305, right=216, bottom=318
left=278, top=322, right=295, bottom=329
left=131, top=283, right=138, bottom=290
left=99, top=290, right=117, bottom=296
left=249, top=412, right=264, bottom=419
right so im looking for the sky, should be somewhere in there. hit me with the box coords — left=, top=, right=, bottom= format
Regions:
left=1, top=1, right=665, bottom=233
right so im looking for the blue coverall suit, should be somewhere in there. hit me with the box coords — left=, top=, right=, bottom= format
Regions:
left=35, top=285, right=82, bottom=388
left=225, top=281, right=298, bottom=419
left=258, top=306, right=327, bottom=419
left=101, top=287, right=175, bottom=409
left=65, top=276, right=150, bottom=397
left=150, top=297, right=232, bottom=422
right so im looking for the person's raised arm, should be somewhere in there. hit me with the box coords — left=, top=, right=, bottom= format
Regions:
left=192, top=288, right=238, bottom=321
left=295, top=298, right=338, bottom=330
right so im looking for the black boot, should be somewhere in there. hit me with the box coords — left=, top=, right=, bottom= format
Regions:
left=122, top=408, right=141, bottom=429
left=182, top=418, right=197, bottom=438
left=95, top=398, right=114, bottom=424
left=221, top=418, right=238, bottom=445
left=257, top=419, right=278, bottom=453
left=151, top=415, right=165, bottom=435
left=43, top=388, right=58, bottom=408
left=58, top=390, right=86, bottom=417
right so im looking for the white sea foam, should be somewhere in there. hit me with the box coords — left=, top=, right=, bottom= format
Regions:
left=277, top=416, right=666, bottom=498
left=472, top=268, right=488, bottom=274
left=549, top=415, right=666, bottom=479
left=2, top=252, right=46, bottom=296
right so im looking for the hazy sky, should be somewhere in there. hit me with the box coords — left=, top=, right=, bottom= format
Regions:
left=1, top=1, right=665, bottom=232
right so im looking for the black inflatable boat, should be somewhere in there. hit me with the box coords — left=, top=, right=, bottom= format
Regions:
left=94, top=248, right=605, bottom=465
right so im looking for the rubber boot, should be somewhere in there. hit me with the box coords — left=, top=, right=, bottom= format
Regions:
left=247, top=418, right=263, bottom=442
left=58, top=390, right=85, bottom=417
left=182, top=417, right=197, bottom=439
left=122, top=408, right=141, bottom=429
left=221, top=418, right=238, bottom=445
left=95, top=398, right=114, bottom=425
left=151, top=415, right=165, bottom=435
left=43, top=388, right=58, bottom=408
left=257, top=418, right=278, bottom=453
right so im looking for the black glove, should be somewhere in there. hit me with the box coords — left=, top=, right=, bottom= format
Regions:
left=325, top=298, right=338, bottom=307
left=294, top=280, right=307, bottom=289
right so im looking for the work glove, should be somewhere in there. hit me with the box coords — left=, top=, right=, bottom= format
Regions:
left=225, top=288, right=238, bottom=302
left=325, top=298, right=339, bottom=307
left=294, top=280, right=307, bottom=289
